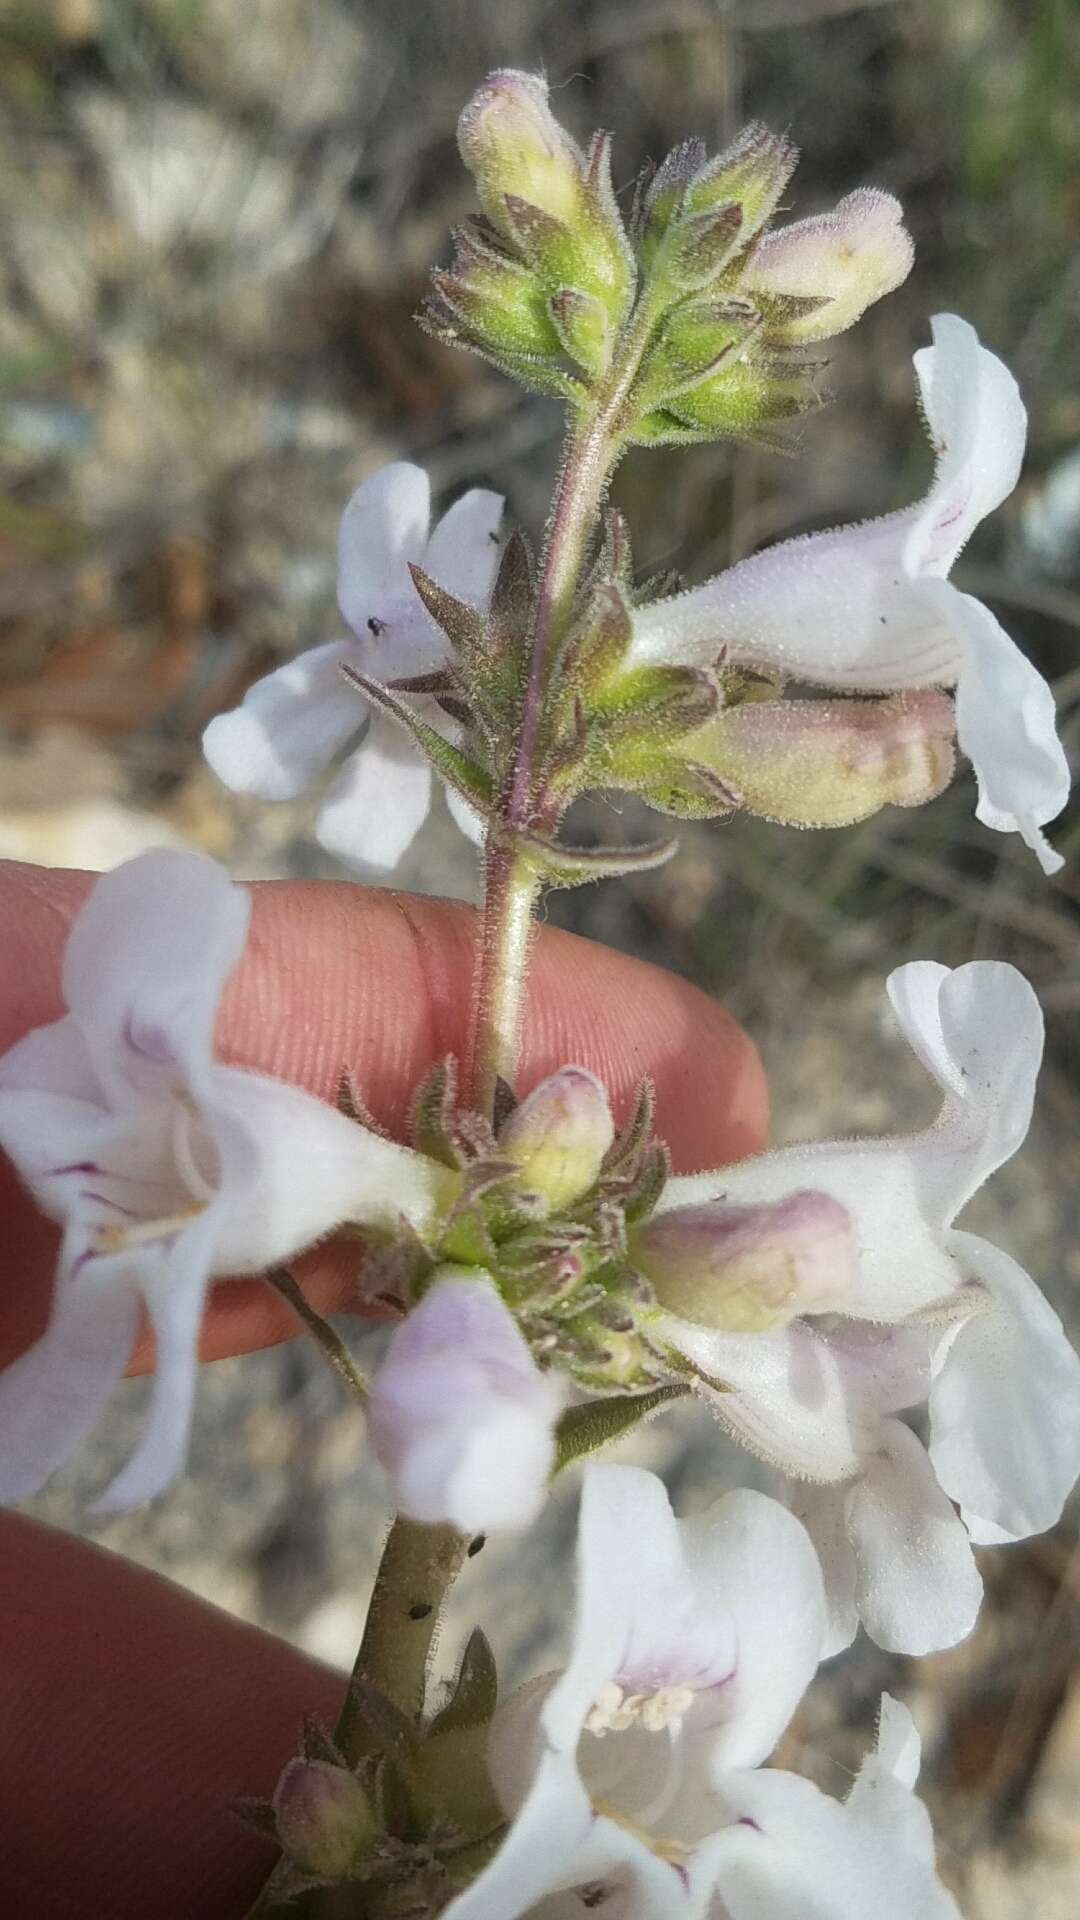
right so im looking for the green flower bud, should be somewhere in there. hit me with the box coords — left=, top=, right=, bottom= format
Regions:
left=745, top=189, right=914, bottom=345
left=686, top=690, right=956, bottom=828
left=458, top=70, right=588, bottom=245
left=684, top=121, right=798, bottom=242
left=272, top=1759, right=377, bottom=1881
left=499, top=1067, right=614, bottom=1212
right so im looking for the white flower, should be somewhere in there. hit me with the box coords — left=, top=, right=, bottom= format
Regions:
left=656, top=959, right=1080, bottom=1653
left=202, top=462, right=503, bottom=869
left=0, top=849, right=454, bottom=1509
left=630, top=313, right=1070, bottom=872
left=369, top=1272, right=562, bottom=1533
left=444, top=1463, right=958, bottom=1919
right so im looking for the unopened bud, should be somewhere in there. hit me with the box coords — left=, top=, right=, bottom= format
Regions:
left=669, top=349, right=823, bottom=438
left=458, top=70, right=586, bottom=245
left=273, top=1759, right=376, bottom=1880
left=634, top=1190, right=853, bottom=1331
left=690, top=690, right=956, bottom=828
left=745, top=189, right=914, bottom=344
left=499, top=1067, right=615, bottom=1211
left=685, top=122, right=798, bottom=242
left=369, top=1273, right=561, bottom=1533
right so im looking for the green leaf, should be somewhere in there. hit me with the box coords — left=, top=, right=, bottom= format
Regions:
left=519, top=828, right=678, bottom=889
left=553, top=1385, right=686, bottom=1474
left=341, top=668, right=494, bottom=813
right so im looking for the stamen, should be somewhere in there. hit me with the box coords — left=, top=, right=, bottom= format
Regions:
left=93, top=1204, right=205, bottom=1255
left=585, top=1680, right=696, bottom=1738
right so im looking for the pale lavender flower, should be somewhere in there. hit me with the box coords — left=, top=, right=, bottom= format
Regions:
left=631, top=315, right=1070, bottom=871
left=0, top=849, right=452, bottom=1509
left=656, top=959, right=1080, bottom=1653
left=368, top=1271, right=562, bottom=1533
left=444, top=1463, right=958, bottom=1919
left=203, top=462, right=502, bottom=869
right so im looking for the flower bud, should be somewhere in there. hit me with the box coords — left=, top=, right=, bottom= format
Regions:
left=745, top=189, right=914, bottom=344
left=689, top=690, right=956, bottom=828
left=458, top=70, right=587, bottom=245
left=633, top=1190, right=853, bottom=1331
left=369, top=1273, right=561, bottom=1533
left=498, top=1067, right=615, bottom=1212
left=273, top=1758, right=376, bottom=1880
left=684, top=121, right=798, bottom=242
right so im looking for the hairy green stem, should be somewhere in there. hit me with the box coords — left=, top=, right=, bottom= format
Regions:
left=336, top=1515, right=469, bottom=1749
left=472, top=293, right=665, bottom=1121
left=471, top=842, right=540, bottom=1116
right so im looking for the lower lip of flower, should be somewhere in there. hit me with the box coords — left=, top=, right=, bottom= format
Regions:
left=592, top=1798, right=690, bottom=1871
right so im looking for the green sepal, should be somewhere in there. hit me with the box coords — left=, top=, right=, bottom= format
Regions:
left=622, top=755, right=740, bottom=821
left=408, top=566, right=485, bottom=663
left=549, top=286, right=611, bottom=376
left=429, top=1629, right=499, bottom=1738
left=601, top=1078, right=656, bottom=1178
left=519, top=828, right=678, bottom=889
left=344, top=1679, right=420, bottom=1763
left=341, top=666, right=494, bottom=815
left=663, top=199, right=744, bottom=294
left=430, top=264, right=560, bottom=361
left=560, top=578, right=633, bottom=693
left=591, top=663, right=719, bottom=737
left=553, top=1384, right=686, bottom=1474
left=621, top=1139, right=671, bottom=1225
left=638, top=137, right=707, bottom=266
left=580, top=128, right=638, bottom=320
left=416, top=299, right=587, bottom=403
left=633, top=294, right=761, bottom=415
left=411, top=1056, right=462, bottom=1169
left=684, top=121, right=798, bottom=241
left=625, top=408, right=724, bottom=449
left=412, top=1640, right=503, bottom=1836
left=668, top=350, right=828, bottom=437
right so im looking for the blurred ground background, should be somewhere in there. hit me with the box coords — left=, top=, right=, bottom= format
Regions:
left=2, top=0, right=1079, bottom=1912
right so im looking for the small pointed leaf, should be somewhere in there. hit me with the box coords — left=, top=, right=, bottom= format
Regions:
left=553, top=1385, right=686, bottom=1474
left=341, top=667, right=494, bottom=812
left=408, top=565, right=485, bottom=660
left=519, top=829, right=678, bottom=889
left=430, top=1629, right=499, bottom=1737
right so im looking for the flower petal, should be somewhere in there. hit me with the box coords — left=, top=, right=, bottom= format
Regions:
left=208, top=1066, right=455, bottom=1265
left=336, top=462, right=431, bottom=634
left=0, top=1260, right=138, bottom=1503
left=844, top=1417, right=982, bottom=1654
left=929, top=1230, right=1080, bottom=1543
left=672, top=1320, right=868, bottom=1482
left=886, top=958, right=1044, bottom=1224
left=628, top=517, right=954, bottom=688
left=369, top=1273, right=561, bottom=1534
left=786, top=1482, right=859, bottom=1657
left=423, top=487, right=504, bottom=603
left=93, top=1229, right=214, bottom=1511
left=542, top=1463, right=736, bottom=1754
left=62, top=850, right=249, bottom=1090
left=923, top=579, right=1069, bottom=872
left=679, top=1489, right=825, bottom=1768
left=700, top=1759, right=960, bottom=1920
left=661, top=1148, right=960, bottom=1322
left=202, top=640, right=360, bottom=801
left=442, top=1749, right=595, bottom=1920
left=906, top=313, right=1027, bottom=576
left=315, top=715, right=433, bottom=869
